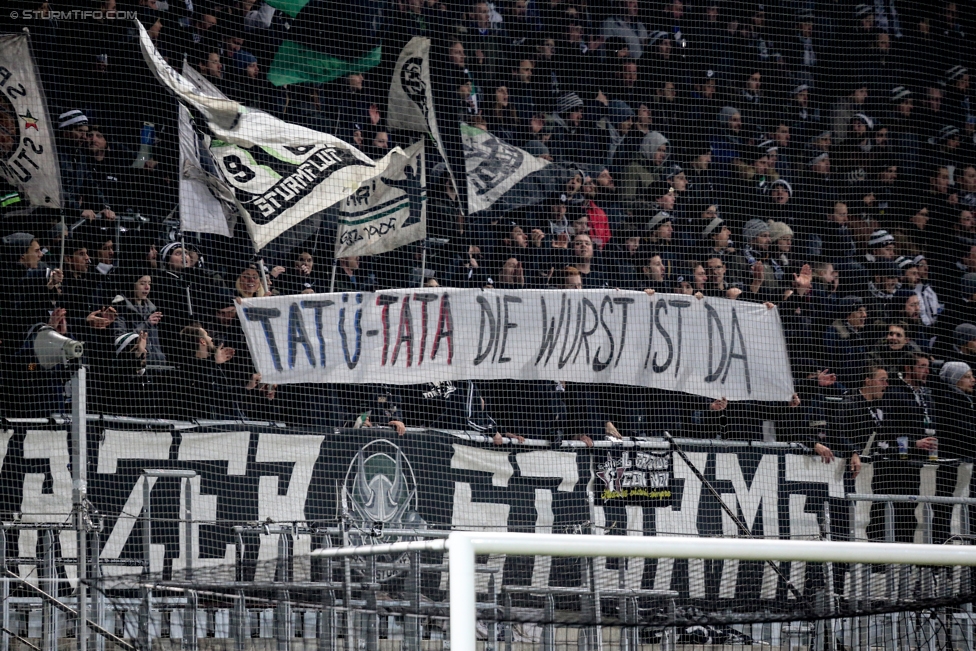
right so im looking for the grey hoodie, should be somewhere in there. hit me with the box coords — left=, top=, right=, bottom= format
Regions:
left=640, top=131, right=670, bottom=162
left=112, top=296, right=166, bottom=365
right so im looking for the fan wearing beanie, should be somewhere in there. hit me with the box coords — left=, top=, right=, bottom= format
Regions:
left=945, top=322, right=976, bottom=365
left=57, top=110, right=101, bottom=219
left=646, top=210, right=676, bottom=261
left=936, top=274, right=976, bottom=356
left=931, top=359, right=975, bottom=460
left=824, top=295, right=870, bottom=387
left=110, top=271, right=166, bottom=368
left=865, top=229, right=896, bottom=263
left=700, top=212, right=734, bottom=259
left=929, top=360, right=976, bottom=543
left=767, top=220, right=795, bottom=282
left=54, top=111, right=117, bottom=222
left=940, top=361, right=973, bottom=390
left=731, top=219, right=787, bottom=304
left=224, top=49, right=277, bottom=113
left=549, top=93, right=595, bottom=163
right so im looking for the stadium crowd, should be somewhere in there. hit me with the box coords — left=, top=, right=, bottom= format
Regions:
left=1, top=0, right=976, bottom=528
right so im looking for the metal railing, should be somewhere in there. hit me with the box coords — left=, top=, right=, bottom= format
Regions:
left=3, top=420, right=976, bottom=651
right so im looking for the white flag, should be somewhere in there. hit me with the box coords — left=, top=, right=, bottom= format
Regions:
left=178, top=104, right=238, bottom=236
left=138, top=22, right=400, bottom=251
left=388, top=38, right=457, bottom=190
left=0, top=33, right=61, bottom=208
left=337, top=140, right=426, bottom=258
left=388, top=37, right=436, bottom=133
left=176, top=64, right=241, bottom=236
left=138, top=26, right=242, bottom=130
left=462, top=123, right=550, bottom=214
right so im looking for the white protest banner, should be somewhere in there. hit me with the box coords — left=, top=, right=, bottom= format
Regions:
left=0, top=33, right=61, bottom=208
left=336, top=140, right=426, bottom=258
left=236, top=289, right=794, bottom=401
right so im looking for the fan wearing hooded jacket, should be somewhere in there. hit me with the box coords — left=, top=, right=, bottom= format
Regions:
left=151, top=242, right=227, bottom=360
left=110, top=272, right=166, bottom=367
left=930, top=361, right=976, bottom=543
left=709, top=106, right=744, bottom=180
left=620, top=131, right=671, bottom=213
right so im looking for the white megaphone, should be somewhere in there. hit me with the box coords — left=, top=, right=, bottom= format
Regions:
left=32, top=326, right=84, bottom=370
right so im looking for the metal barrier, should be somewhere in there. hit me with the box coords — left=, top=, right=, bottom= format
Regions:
left=843, top=491, right=976, bottom=651
left=2, top=427, right=976, bottom=651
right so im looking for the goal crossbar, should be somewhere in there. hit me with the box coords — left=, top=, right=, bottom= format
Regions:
left=311, top=531, right=976, bottom=651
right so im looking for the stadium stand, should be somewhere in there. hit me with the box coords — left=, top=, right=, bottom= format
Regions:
left=0, top=0, right=975, bottom=648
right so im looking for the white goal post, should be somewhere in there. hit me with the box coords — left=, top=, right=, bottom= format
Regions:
left=312, top=532, right=976, bottom=651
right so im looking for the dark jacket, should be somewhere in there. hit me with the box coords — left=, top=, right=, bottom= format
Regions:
left=930, top=382, right=976, bottom=460
left=831, top=391, right=897, bottom=457
left=111, top=296, right=166, bottom=366
left=824, top=319, right=870, bottom=387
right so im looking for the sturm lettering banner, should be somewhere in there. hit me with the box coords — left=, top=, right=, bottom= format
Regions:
left=0, top=424, right=956, bottom=611
left=236, top=288, right=795, bottom=402
left=209, top=136, right=382, bottom=249
left=0, top=33, right=61, bottom=208
left=138, top=20, right=407, bottom=252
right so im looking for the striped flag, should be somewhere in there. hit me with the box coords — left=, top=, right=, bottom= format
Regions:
left=336, top=141, right=426, bottom=258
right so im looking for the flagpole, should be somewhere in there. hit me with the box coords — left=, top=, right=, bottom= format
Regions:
left=257, top=258, right=270, bottom=295
left=181, top=235, right=193, bottom=316
left=115, top=213, right=121, bottom=268
left=58, top=209, right=66, bottom=271
left=419, top=242, right=427, bottom=288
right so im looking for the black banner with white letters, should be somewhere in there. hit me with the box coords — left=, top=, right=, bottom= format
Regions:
left=596, top=446, right=674, bottom=506
left=0, top=425, right=964, bottom=617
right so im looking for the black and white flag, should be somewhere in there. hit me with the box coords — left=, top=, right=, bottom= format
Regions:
left=388, top=38, right=434, bottom=134
left=462, top=123, right=569, bottom=214
left=336, top=141, right=426, bottom=258
left=139, top=22, right=405, bottom=251
left=388, top=38, right=458, bottom=193
left=0, top=33, right=61, bottom=208
left=175, top=66, right=241, bottom=237
left=208, top=133, right=388, bottom=250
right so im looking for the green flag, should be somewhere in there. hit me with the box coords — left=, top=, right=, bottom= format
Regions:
left=266, top=0, right=383, bottom=86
